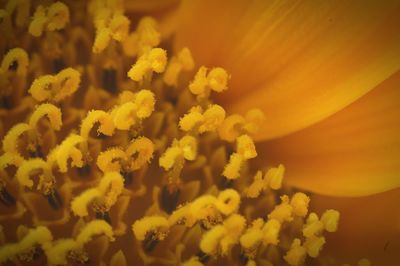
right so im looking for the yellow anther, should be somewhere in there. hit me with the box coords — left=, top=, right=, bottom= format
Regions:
left=223, top=153, right=243, bottom=180
left=290, top=192, right=310, bottom=217
left=163, top=47, right=194, bottom=86
left=177, top=47, right=195, bottom=71
left=44, top=239, right=78, bottom=266
left=179, top=106, right=205, bottom=132
left=215, top=189, right=240, bottom=215
left=125, top=137, right=154, bottom=171
left=0, top=153, right=24, bottom=170
left=189, top=66, right=229, bottom=99
left=148, top=47, right=167, bottom=73
left=118, top=90, right=136, bottom=104
left=243, top=109, right=265, bottom=135
left=179, top=135, right=198, bottom=161
left=1, top=48, right=29, bottom=76
left=268, top=195, right=293, bottom=223
left=200, top=214, right=246, bottom=256
left=159, top=146, right=182, bottom=171
left=29, top=2, right=70, bottom=36
left=112, top=102, right=137, bottom=130
left=218, top=114, right=246, bottom=142
left=29, top=103, right=62, bottom=131
left=16, top=158, right=53, bottom=189
left=159, top=136, right=196, bottom=170
left=303, top=213, right=324, bottom=238
left=237, top=134, right=257, bottom=159
left=93, top=28, right=112, bottom=53
left=136, top=17, right=160, bottom=49
left=304, top=235, right=326, bottom=258
left=54, top=67, right=81, bottom=102
left=97, top=148, right=127, bottom=173
left=76, top=220, right=115, bottom=245
left=133, top=89, right=155, bottom=119
left=132, top=216, right=169, bottom=241
left=49, top=134, right=85, bottom=172
left=261, top=218, right=281, bottom=246
left=284, top=238, right=307, bottom=266
left=219, top=214, right=246, bottom=255
left=46, top=2, right=70, bottom=31
left=189, top=66, right=208, bottom=97
left=71, top=188, right=102, bottom=217
left=29, top=75, right=57, bottom=102
left=71, top=172, right=124, bottom=216
left=198, top=104, right=226, bottom=133
left=97, top=171, right=124, bottom=209
left=127, top=48, right=167, bottom=82
left=80, top=110, right=115, bottom=139
left=245, top=171, right=266, bottom=198
left=264, top=164, right=285, bottom=190
left=200, top=225, right=226, bottom=256
left=28, top=5, right=47, bottom=37
left=240, top=219, right=263, bottom=251
left=109, top=14, right=130, bottom=41
left=207, top=67, right=229, bottom=93
left=123, top=16, right=160, bottom=57
left=321, top=209, right=340, bottom=233
left=0, top=226, right=53, bottom=264
left=2, top=123, right=31, bottom=154
left=29, top=68, right=80, bottom=102
left=168, top=204, right=190, bottom=226
left=189, top=195, right=217, bottom=223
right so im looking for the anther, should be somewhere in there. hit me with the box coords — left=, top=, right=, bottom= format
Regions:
left=0, top=187, right=16, bottom=206
left=46, top=189, right=63, bottom=210
left=102, top=68, right=117, bottom=94
left=160, top=184, right=180, bottom=214
left=95, top=211, right=112, bottom=225
left=143, top=232, right=159, bottom=253
left=196, top=250, right=210, bottom=264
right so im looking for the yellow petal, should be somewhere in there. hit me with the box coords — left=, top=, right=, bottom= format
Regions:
left=176, top=0, right=400, bottom=139
left=257, top=71, right=400, bottom=196
left=312, top=188, right=400, bottom=265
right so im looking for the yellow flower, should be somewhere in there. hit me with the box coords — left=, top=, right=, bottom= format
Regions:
left=0, top=0, right=399, bottom=265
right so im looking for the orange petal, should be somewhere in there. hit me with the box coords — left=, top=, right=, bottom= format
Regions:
left=124, top=0, right=179, bottom=12
left=311, top=188, right=400, bottom=265
left=175, top=0, right=400, bottom=139
left=256, top=71, right=400, bottom=196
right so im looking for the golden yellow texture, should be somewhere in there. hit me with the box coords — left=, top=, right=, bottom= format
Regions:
left=1, top=0, right=395, bottom=265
